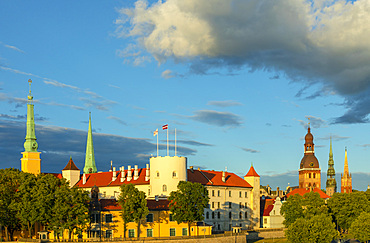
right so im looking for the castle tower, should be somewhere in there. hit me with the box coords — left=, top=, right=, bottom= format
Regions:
left=326, top=138, right=337, bottom=196
left=244, top=165, right=260, bottom=228
left=341, top=148, right=352, bottom=193
left=83, top=112, right=97, bottom=174
left=21, top=79, right=41, bottom=175
left=298, top=125, right=321, bottom=190
left=62, top=156, right=81, bottom=187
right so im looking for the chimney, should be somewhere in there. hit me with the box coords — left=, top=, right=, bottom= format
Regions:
left=277, top=187, right=280, bottom=197
left=190, top=166, right=193, bottom=172
left=134, top=165, right=139, bottom=180
left=145, top=164, right=150, bottom=181
left=127, top=165, right=132, bottom=181
left=120, top=166, right=125, bottom=182
left=112, top=167, right=117, bottom=181
left=109, top=160, right=113, bottom=172
left=222, top=171, right=226, bottom=183
left=83, top=173, right=86, bottom=185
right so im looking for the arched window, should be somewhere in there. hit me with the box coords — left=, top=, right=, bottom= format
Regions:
left=308, top=183, right=311, bottom=188
left=245, top=212, right=248, bottom=219
left=212, top=212, right=215, bottom=219
left=206, top=212, right=209, bottom=219
left=229, top=212, right=232, bottom=219
left=313, top=173, right=316, bottom=178
left=172, top=171, right=177, bottom=178
left=309, top=173, right=311, bottom=178
left=239, top=212, right=242, bottom=219
left=313, top=183, right=316, bottom=188
left=162, top=184, right=167, bottom=192
left=217, top=212, right=220, bottom=219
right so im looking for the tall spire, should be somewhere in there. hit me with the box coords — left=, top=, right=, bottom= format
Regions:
left=343, top=147, right=349, bottom=174
left=24, top=79, right=38, bottom=152
left=341, top=147, right=352, bottom=193
left=83, top=112, right=97, bottom=174
left=326, top=137, right=336, bottom=196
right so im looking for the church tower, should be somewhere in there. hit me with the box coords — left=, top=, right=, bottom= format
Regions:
left=21, top=79, right=41, bottom=175
left=326, top=138, right=337, bottom=196
left=83, top=112, right=97, bottom=174
left=341, top=148, right=352, bottom=193
left=298, top=125, right=321, bottom=190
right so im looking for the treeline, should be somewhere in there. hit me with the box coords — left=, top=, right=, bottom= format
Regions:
left=0, top=168, right=90, bottom=241
left=281, top=190, right=370, bottom=242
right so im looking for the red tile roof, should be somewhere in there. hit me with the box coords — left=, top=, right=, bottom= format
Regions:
left=244, top=166, right=260, bottom=177
left=62, top=157, right=80, bottom=171
left=75, top=168, right=149, bottom=188
left=100, top=199, right=170, bottom=211
left=286, top=188, right=330, bottom=199
left=188, top=169, right=252, bottom=188
left=263, top=204, right=274, bottom=216
left=47, top=173, right=63, bottom=179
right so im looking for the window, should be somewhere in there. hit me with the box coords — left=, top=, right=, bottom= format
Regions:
left=229, top=191, right=232, bottom=197
left=163, top=184, right=167, bottom=192
left=182, top=228, right=188, bottom=236
left=245, top=212, right=248, bottom=219
left=229, top=212, right=232, bottom=219
left=229, top=202, right=232, bottom=208
left=239, top=212, right=242, bottom=219
left=212, top=202, right=214, bottom=208
left=212, top=190, right=215, bottom=197
left=148, top=189, right=150, bottom=196
left=218, top=202, right=220, bottom=209
left=212, top=212, right=215, bottom=219
left=217, top=212, right=220, bottom=219
left=91, top=213, right=100, bottom=223
left=128, top=229, right=135, bottom=238
left=172, top=171, right=177, bottom=178
left=239, top=202, right=242, bottom=208
left=309, top=173, right=311, bottom=178
left=239, top=191, right=242, bottom=198
left=206, top=212, right=209, bottom=219
left=146, top=213, right=153, bottom=222
left=245, top=202, right=248, bottom=208
left=264, top=218, right=267, bottom=224
left=147, top=229, right=153, bottom=237
left=169, top=214, right=174, bottom=221
left=156, top=171, right=160, bottom=178
left=245, top=192, right=248, bottom=198
left=170, top=228, right=176, bottom=236
left=218, top=224, right=220, bottom=230
left=105, top=214, right=113, bottom=223
left=313, top=173, right=316, bottom=178
left=105, top=230, right=112, bottom=238
left=218, top=190, right=220, bottom=197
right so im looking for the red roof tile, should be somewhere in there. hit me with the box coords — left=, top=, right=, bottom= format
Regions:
left=244, top=166, right=260, bottom=177
left=188, top=169, right=252, bottom=188
left=62, top=157, right=80, bottom=171
left=286, top=188, right=330, bottom=199
left=263, top=204, right=274, bottom=216
left=75, top=168, right=149, bottom=188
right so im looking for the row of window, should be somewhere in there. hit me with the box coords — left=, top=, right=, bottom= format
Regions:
left=210, top=201, right=249, bottom=209
left=205, top=211, right=248, bottom=220
left=211, top=190, right=248, bottom=198
left=122, top=228, right=187, bottom=238
left=155, top=171, right=178, bottom=178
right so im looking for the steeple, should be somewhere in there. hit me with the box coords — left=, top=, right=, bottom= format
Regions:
left=341, top=147, right=352, bottom=193
left=21, top=79, right=41, bottom=175
left=83, top=112, right=97, bottom=174
left=326, top=137, right=337, bottom=196
left=24, top=79, right=38, bottom=152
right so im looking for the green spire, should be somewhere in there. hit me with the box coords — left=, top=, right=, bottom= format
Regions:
left=83, top=112, right=97, bottom=174
left=24, top=79, right=38, bottom=152
left=326, top=137, right=336, bottom=187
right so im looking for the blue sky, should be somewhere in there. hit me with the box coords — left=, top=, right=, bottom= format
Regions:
left=1, top=0, right=370, bottom=190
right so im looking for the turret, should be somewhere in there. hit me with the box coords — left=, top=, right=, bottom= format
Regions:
left=244, top=164, right=260, bottom=228
left=62, top=156, right=81, bottom=187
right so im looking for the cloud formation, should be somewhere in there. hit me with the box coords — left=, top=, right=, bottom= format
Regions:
left=207, top=100, right=242, bottom=107
left=298, top=115, right=326, bottom=129
left=190, top=110, right=243, bottom=127
left=116, top=0, right=370, bottom=124
left=240, top=147, right=260, bottom=153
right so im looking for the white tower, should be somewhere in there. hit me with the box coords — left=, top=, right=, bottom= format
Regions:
left=149, top=156, right=187, bottom=198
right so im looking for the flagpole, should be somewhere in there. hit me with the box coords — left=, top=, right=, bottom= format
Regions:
left=167, top=127, right=169, bottom=156
left=175, top=128, right=177, bottom=156
left=157, top=131, right=158, bottom=157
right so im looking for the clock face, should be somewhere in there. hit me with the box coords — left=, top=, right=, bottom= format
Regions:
left=32, top=142, right=38, bottom=149
left=310, top=162, right=314, bottom=167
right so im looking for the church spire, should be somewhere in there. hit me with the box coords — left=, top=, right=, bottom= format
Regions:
left=23, top=79, right=38, bottom=152
left=341, top=147, right=352, bottom=193
left=83, top=112, right=97, bottom=174
left=326, top=137, right=337, bottom=196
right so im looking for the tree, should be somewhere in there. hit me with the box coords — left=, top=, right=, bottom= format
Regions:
left=0, top=168, right=22, bottom=241
left=118, top=183, right=148, bottom=239
left=168, top=181, right=209, bottom=236
left=349, top=212, right=370, bottom=243
left=328, top=192, right=370, bottom=232
left=286, top=214, right=337, bottom=243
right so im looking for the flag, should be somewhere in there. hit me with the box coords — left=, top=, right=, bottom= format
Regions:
left=162, top=124, right=168, bottom=130
left=153, top=129, right=158, bottom=136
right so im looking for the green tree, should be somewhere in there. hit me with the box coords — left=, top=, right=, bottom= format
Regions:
left=286, top=214, right=337, bottom=243
left=118, top=183, right=148, bottom=239
left=0, top=168, right=22, bottom=241
left=168, top=181, right=209, bottom=236
left=349, top=212, right=370, bottom=243
left=328, top=192, right=370, bottom=232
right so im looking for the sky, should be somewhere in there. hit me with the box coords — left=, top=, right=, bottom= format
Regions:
left=1, top=0, right=370, bottom=191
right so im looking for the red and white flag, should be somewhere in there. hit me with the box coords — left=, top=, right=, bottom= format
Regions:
left=153, top=129, right=158, bottom=136
left=162, top=124, right=168, bottom=130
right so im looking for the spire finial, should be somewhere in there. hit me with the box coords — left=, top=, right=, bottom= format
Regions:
left=27, top=79, right=33, bottom=101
